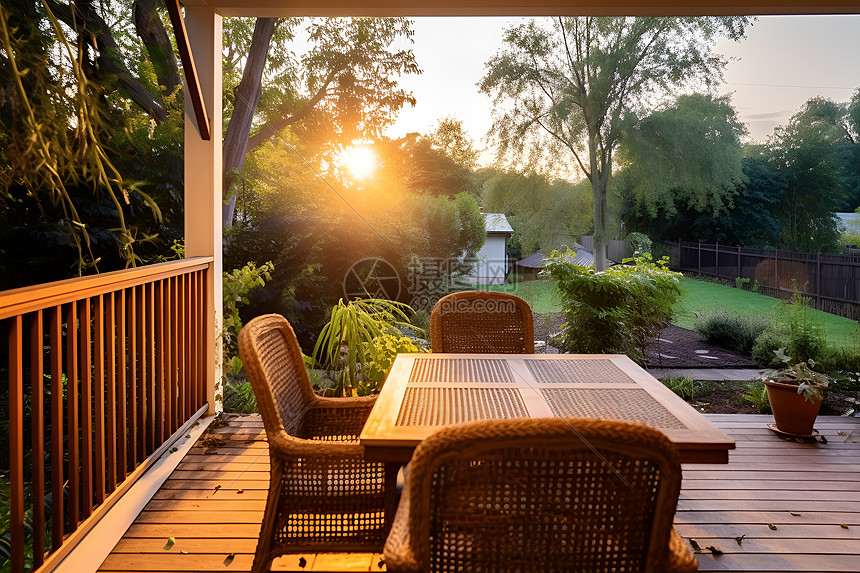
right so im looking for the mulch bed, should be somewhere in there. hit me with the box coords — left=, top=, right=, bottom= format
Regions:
left=533, top=312, right=756, bottom=369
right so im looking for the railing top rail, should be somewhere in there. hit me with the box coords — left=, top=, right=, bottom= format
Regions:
left=0, top=257, right=213, bottom=320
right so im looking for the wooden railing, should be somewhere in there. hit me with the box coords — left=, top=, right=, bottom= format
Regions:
left=1, top=257, right=213, bottom=572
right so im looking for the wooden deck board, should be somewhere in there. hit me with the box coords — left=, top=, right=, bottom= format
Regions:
left=97, top=413, right=860, bottom=573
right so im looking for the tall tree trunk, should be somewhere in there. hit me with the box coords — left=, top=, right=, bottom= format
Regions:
left=133, top=0, right=181, bottom=99
left=589, top=135, right=607, bottom=271
left=49, top=0, right=168, bottom=123
left=222, top=18, right=276, bottom=228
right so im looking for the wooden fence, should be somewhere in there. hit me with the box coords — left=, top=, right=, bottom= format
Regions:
left=1, top=257, right=212, bottom=572
left=668, top=241, right=860, bottom=319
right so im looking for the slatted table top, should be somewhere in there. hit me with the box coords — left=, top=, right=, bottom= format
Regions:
left=361, top=353, right=735, bottom=464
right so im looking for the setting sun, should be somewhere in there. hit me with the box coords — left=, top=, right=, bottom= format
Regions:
left=338, top=145, right=377, bottom=180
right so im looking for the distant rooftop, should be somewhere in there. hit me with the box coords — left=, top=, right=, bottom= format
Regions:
left=483, top=213, right=514, bottom=234
left=836, top=212, right=860, bottom=231
left=517, top=244, right=595, bottom=269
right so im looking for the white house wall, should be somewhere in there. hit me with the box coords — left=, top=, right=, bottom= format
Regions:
left=472, top=235, right=508, bottom=285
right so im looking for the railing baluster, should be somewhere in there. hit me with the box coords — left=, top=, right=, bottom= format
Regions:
left=165, top=277, right=174, bottom=435
left=67, top=301, right=80, bottom=532
left=50, top=305, right=64, bottom=550
left=178, top=273, right=187, bottom=421
left=31, top=311, right=45, bottom=568
left=10, top=316, right=25, bottom=573
left=81, top=299, right=94, bottom=517
left=106, top=292, right=117, bottom=492
left=94, top=295, right=106, bottom=506
left=148, top=282, right=156, bottom=454
left=192, top=271, right=198, bottom=409
left=117, top=290, right=128, bottom=480
left=156, top=281, right=165, bottom=446
left=128, top=286, right=138, bottom=469
left=136, top=284, right=146, bottom=461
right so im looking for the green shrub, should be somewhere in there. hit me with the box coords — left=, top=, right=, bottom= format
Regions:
left=693, top=309, right=771, bottom=353
left=740, top=382, right=771, bottom=413
left=223, top=380, right=258, bottom=413
left=661, top=376, right=697, bottom=401
left=751, top=328, right=788, bottom=367
left=363, top=333, right=428, bottom=393
left=545, top=252, right=681, bottom=364
left=313, top=298, right=419, bottom=396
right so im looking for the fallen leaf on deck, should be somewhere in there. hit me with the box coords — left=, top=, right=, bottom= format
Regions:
left=734, top=535, right=745, bottom=546
left=237, top=489, right=244, bottom=494
left=213, top=484, right=222, bottom=493
left=840, top=524, right=849, bottom=529
left=180, top=550, right=188, bottom=555
left=821, top=436, right=828, bottom=443
left=298, top=556, right=307, bottom=568
left=706, top=546, right=723, bottom=555
left=689, top=539, right=701, bottom=551
left=224, top=553, right=235, bottom=566
left=790, top=512, right=801, bottom=516
left=163, top=537, right=175, bottom=550
left=377, top=558, right=385, bottom=569
left=768, top=523, right=778, bottom=530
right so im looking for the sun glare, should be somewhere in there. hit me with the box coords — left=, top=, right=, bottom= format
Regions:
left=339, top=145, right=377, bottom=180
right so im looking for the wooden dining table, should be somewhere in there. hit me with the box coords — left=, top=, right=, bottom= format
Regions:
left=360, top=353, right=735, bottom=464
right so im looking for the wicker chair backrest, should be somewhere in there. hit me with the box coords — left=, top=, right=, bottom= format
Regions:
left=402, top=417, right=682, bottom=572
left=239, top=314, right=318, bottom=439
left=430, top=290, right=534, bottom=354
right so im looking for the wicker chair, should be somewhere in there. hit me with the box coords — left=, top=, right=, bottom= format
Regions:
left=238, top=314, right=398, bottom=573
left=383, top=418, right=698, bottom=573
left=430, top=290, right=534, bottom=354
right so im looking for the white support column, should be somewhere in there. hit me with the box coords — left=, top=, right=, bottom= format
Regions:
left=183, top=7, right=222, bottom=415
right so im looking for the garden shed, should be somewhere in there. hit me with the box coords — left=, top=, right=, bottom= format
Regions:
left=467, top=213, right=514, bottom=284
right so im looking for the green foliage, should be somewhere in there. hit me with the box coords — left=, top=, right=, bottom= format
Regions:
left=545, top=252, right=682, bottom=364
left=0, top=1, right=173, bottom=283
left=751, top=328, right=789, bottom=367
left=693, top=309, right=771, bottom=354
left=740, top=382, right=771, bottom=414
left=222, top=380, right=259, bottom=414
left=481, top=16, right=749, bottom=269
left=427, top=116, right=480, bottom=170
left=364, top=333, right=428, bottom=392
left=619, top=93, right=747, bottom=221
left=735, top=277, right=750, bottom=290
left=760, top=350, right=831, bottom=404
left=660, top=376, right=715, bottom=402
left=222, top=261, right=274, bottom=364
left=313, top=298, right=417, bottom=396
left=661, top=376, right=697, bottom=401
left=482, top=171, right=593, bottom=255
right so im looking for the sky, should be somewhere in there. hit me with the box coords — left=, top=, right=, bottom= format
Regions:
left=384, top=15, right=860, bottom=167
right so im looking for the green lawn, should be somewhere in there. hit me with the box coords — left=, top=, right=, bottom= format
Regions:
left=674, top=277, right=858, bottom=349
left=483, top=277, right=859, bottom=349
left=483, top=280, right=562, bottom=314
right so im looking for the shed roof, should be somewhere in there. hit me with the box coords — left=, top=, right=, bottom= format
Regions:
left=484, top=213, right=514, bottom=234
left=517, top=245, right=595, bottom=269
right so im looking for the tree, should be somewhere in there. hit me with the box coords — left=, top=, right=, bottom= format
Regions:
left=426, top=116, right=480, bottom=170
left=480, top=16, right=750, bottom=270
left=618, top=93, right=746, bottom=220
left=768, top=102, right=846, bottom=252
left=222, top=17, right=421, bottom=226
left=482, top=171, right=592, bottom=255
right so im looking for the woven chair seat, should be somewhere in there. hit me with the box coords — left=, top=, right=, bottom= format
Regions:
left=383, top=417, right=698, bottom=573
left=239, top=314, right=398, bottom=572
left=431, top=291, right=534, bottom=354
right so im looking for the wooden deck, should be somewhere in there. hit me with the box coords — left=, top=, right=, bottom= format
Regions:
left=97, top=413, right=860, bottom=573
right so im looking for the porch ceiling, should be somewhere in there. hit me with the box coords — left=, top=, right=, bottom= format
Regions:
left=179, top=0, right=860, bottom=17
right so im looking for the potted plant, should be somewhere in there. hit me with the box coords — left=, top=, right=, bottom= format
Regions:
left=760, top=348, right=830, bottom=436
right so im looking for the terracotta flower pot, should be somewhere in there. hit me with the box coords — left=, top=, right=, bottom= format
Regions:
left=764, top=379, right=822, bottom=435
